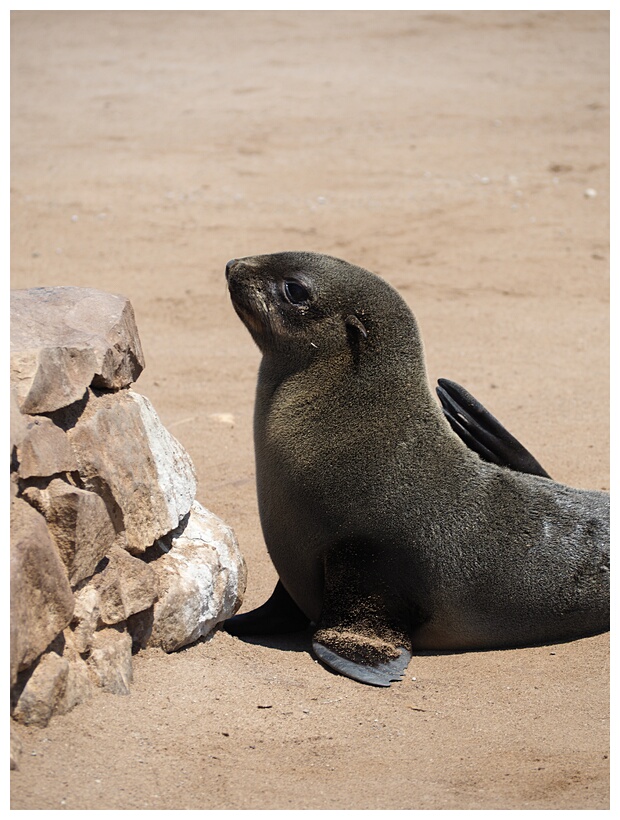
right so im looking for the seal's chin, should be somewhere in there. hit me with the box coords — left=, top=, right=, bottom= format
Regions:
left=228, top=284, right=275, bottom=347
left=232, top=300, right=265, bottom=337
left=227, top=271, right=265, bottom=332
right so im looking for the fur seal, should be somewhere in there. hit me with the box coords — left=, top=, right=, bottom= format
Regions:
left=224, top=251, right=610, bottom=687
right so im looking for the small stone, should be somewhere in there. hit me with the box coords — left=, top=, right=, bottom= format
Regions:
left=12, top=652, right=69, bottom=727
left=71, top=586, right=102, bottom=654
left=548, top=163, right=573, bottom=174
left=60, top=634, right=95, bottom=711
left=210, top=413, right=235, bottom=426
left=88, top=629, right=133, bottom=695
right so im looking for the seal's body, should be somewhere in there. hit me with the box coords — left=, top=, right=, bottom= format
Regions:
left=225, top=252, right=609, bottom=686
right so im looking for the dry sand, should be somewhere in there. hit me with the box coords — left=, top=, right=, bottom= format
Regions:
left=9, top=10, right=609, bottom=811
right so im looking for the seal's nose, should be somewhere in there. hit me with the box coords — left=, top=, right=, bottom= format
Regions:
left=225, top=259, right=238, bottom=281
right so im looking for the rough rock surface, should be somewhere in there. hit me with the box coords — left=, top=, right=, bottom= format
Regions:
left=90, top=547, right=159, bottom=626
left=87, top=629, right=134, bottom=696
left=10, top=725, right=22, bottom=771
left=11, top=651, right=71, bottom=728
left=10, top=287, right=246, bottom=734
left=143, top=501, right=247, bottom=652
left=63, top=389, right=197, bottom=554
left=10, top=494, right=75, bottom=684
left=16, top=415, right=77, bottom=480
left=23, top=478, right=115, bottom=586
left=10, top=286, right=145, bottom=414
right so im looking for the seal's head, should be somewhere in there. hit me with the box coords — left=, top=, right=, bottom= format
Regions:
left=226, top=251, right=422, bottom=373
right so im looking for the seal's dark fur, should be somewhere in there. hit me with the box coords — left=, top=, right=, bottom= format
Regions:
left=225, top=252, right=609, bottom=685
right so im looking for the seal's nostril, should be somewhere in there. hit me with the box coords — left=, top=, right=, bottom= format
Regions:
left=225, top=259, right=238, bottom=280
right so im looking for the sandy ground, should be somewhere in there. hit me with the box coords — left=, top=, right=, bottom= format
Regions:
left=9, top=10, right=609, bottom=811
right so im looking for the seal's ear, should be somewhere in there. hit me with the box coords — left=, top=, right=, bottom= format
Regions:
left=345, top=314, right=368, bottom=340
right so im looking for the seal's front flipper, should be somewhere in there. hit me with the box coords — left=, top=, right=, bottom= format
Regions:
left=312, top=636, right=411, bottom=687
left=312, top=541, right=414, bottom=687
left=222, top=579, right=310, bottom=636
left=436, top=378, right=551, bottom=478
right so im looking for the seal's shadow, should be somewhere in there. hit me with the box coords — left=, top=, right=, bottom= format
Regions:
left=226, top=631, right=571, bottom=661
left=232, top=628, right=315, bottom=655
left=226, top=628, right=498, bottom=659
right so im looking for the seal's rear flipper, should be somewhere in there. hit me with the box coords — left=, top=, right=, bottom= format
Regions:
left=222, top=580, right=310, bottom=636
left=437, top=378, right=551, bottom=478
left=312, top=639, right=411, bottom=687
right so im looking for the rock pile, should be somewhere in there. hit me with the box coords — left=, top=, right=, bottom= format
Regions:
left=10, top=287, right=246, bottom=739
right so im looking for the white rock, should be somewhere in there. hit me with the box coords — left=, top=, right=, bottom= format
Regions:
left=145, top=501, right=246, bottom=652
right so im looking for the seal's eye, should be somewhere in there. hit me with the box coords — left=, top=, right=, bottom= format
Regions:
left=283, top=280, right=310, bottom=306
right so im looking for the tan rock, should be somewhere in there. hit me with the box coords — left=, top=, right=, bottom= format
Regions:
left=67, top=389, right=196, bottom=554
left=11, top=635, right=98, bottom=729
left=10, top=286, right=145, bottom=414
left=70, top=548, right=157, bottom=653
left=94, top=546, right=158, bottom=625
left=16, top=416, right=77, bottom=479
left=10, top=724, right=23, bottom=770
left=22, top=478, right=115, bottom=586
left=87, top=629, right=133, bottom=695
left=71, top=586, right=101, bottom=654
left=61, top=633, right=95, bottom=712
left=10, top=345, right=97, bottom=417
left=145, top=501, right=246, bottom=652
left=10, top=496, right=74, bottom=684
left=10, top=388, right=28, bottom=464
left=11, top=652, right=69, bottom=727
